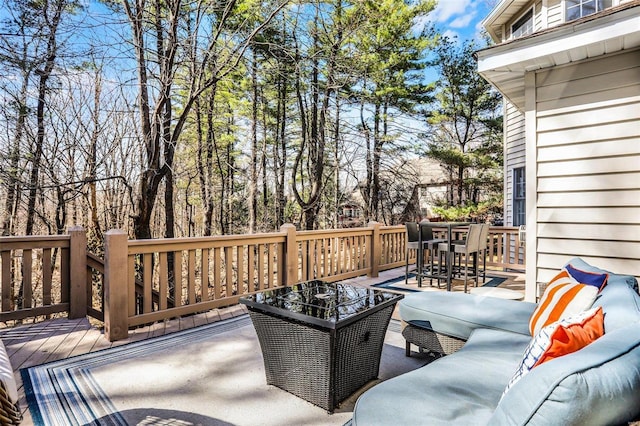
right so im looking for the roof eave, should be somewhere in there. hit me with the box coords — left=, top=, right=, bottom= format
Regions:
left=476, top=4, right=640, bottom=110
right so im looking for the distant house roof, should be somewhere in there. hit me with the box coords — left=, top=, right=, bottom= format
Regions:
left=477, top=2, right=640, bottom=110
left=396, top=157, right=450, bottom=188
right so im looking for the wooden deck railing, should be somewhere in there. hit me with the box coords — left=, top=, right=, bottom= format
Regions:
left=0, top=227, right=89, bottom=323
left=0, top=223, right=524, bottom=339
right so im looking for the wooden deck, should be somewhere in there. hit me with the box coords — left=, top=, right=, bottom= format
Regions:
left=0, top=267, right=523, bottom=424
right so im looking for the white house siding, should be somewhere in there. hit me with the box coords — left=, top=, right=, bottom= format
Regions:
left=547, top=0, right=563, bottom=26
left=504, top=100, right=527, bottom=266
left=532, top=48, right=640, bottom=287
left=504, top=101, right=526, bottom=226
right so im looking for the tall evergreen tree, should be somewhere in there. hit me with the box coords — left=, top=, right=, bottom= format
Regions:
left=349, top=0, right=437, bottom=222
left=426, top=37, right=503, bottom=212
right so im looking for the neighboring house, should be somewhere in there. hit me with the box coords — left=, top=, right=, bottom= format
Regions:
left=402, top=158, right=449, bottom=222
left=477, top=0, right=640, bottom=301
left=337, top=202, right=365, bottom=228
left=344, top=158, right=450, bottom=225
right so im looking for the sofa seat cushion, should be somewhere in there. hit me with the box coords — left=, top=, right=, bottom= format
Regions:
left=352, top=328, right=531, bottom=425
left=399, top=291, right=536, bottom=341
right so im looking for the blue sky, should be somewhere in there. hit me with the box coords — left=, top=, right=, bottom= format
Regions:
left=428, top=0, right=495, bottom=42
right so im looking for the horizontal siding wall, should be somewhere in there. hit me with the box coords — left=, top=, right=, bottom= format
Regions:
left=535, top=48, right=640, bottom=283
left=505, top=101, right=526, bottom=226
left=547, top=0, right=563, bottom=27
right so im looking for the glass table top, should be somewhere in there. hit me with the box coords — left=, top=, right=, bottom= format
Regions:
left=240, top=280, right=403, bottom=328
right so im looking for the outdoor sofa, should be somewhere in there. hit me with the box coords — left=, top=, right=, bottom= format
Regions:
left=352, top=257, right=640, bottom=425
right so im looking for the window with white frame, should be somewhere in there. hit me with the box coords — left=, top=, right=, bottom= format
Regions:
left=566, top=0, right=613, bottom=21
left=513, top=167, right=526, bottom=227
left=511, top=8, right=534, bottom=39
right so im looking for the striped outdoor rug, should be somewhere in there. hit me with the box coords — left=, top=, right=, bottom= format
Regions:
left=372, top=274, right=507, bottom=293
left=21, top=314, right=420, bottom=426
left=22, top=315, right=252, bottom=426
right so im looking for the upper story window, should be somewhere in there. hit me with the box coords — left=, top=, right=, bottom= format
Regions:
left=511, top=8, right=534, bottom=39
left=566, top=0, right=613, bottom=21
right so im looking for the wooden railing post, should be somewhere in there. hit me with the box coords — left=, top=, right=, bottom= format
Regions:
left=68, top=226, right=87, bottom=319
left=104, top=229, right=129, bottom=341
left=281, top=224, right=298, bottom=286
left=368, top=221, right=381, bottom=278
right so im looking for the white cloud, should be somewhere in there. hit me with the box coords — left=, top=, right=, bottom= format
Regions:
left=450, top=13, right=475, bottom=29
left=431, top=0, right=474, bottom=23
left=419, top=0, right=492, bottom=41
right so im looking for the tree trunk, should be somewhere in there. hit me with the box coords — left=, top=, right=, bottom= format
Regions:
left=123, top=0, right=160, bottom=240
left=371, top=101, right=382, bottom=222
left=25, top=0, right=64, bottom=235
left=201, top=86, right=217, bottom=236
left=333, top=96, right=341, bottom=229
left=88, top=70, right=103, bottom=244
left=361, top=99, right=372, bottom=221
left=248, top=49, right=259, bottom=233
left=2, top=72, right=28, bottom=236
left=274, top=69, right=287, bottom=228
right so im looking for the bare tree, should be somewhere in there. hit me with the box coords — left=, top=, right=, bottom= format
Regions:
left=24, top=0, right=71, bottom=235
left=119, top=0, right=289, bottom=239
left=0, top=4, right=33, bottom=235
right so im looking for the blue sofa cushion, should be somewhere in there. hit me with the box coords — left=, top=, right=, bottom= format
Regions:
left=399, top=291, right=536, bottom=340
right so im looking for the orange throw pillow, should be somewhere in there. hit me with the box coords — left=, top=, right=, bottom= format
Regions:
left=533, top=306, right=604, bottom=367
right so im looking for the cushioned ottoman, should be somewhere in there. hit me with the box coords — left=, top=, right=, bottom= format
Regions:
left=400, top=291, right=536, bottom=356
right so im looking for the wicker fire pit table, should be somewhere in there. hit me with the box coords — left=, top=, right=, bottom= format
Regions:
left=240, top=281, right=403, bottom=412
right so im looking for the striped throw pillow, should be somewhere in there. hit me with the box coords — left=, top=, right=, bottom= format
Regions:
left=528, top=269, right=599, bottom=336
left=565, top=263, right=609, bottom=291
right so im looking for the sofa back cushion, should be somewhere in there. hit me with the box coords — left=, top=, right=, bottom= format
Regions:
left=567, top=257, right=640, bottom=333
left=491, top=324, right=640, bottom=425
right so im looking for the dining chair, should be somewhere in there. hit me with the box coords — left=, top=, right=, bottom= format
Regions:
left=477, top=223, right=490, bottom=284
left=405, top=221, right=445, bottom=286
left=405, top=222, right=420, bottom=284
left=418, top=222, right=446, bottom=287
left=438, top=224, right=482, bottom=293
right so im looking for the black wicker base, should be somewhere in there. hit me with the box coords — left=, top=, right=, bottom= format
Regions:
left=248, top=305, right=395, bottom=412
left=402, top=323, right=465, bottom=357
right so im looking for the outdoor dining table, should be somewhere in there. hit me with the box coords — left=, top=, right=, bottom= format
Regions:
left=417, top=221, right=471, bottom=291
